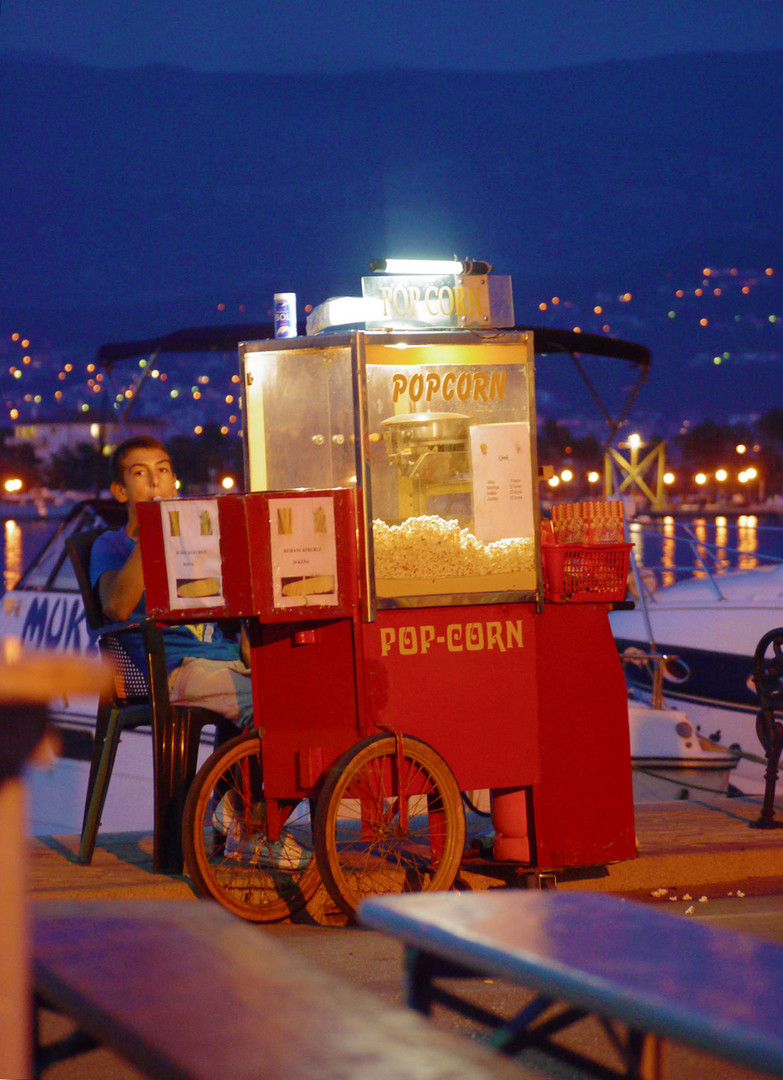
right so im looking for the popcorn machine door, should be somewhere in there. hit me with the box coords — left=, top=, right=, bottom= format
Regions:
left=362, top=331, right=540, bottom=607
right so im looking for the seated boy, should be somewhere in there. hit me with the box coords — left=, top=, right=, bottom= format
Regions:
left=89, top=435, right=253, bottom=731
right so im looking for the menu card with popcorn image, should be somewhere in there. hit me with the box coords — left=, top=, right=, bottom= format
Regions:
left=470, top=422, right=534, bottom=542
left=269, top=496, right=339, bottom=608
left=158, top=498, right=225, bottom=609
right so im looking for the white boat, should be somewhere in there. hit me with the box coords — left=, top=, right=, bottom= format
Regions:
left=0, top=498, right=161, bottom=834
left=611, top=520, right=783, bottom=796
left=627, top=697, right=739, bottom=801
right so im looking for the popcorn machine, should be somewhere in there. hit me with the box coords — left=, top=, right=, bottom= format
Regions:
left=242, top=330, right=539, bottom=610
left=139, top=276, right=636, bottom=924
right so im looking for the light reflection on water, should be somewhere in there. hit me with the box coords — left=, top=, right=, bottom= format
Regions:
left=3, top=521, right=22, bottom=592
left=0, top=518, right=60, bottom=597
left=629, top=513, right=780, bottom=586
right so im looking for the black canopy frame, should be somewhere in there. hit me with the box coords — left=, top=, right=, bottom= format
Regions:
left=97, top=323, right=650, bottom=448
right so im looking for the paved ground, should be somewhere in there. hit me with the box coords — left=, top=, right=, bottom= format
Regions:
left=28, top=792, right=783, bottom=913
left=27, top=793, right=783, bottom=1080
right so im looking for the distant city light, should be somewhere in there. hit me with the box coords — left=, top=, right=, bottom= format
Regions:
left=587, top=471, right=600, bottom=483
left=695, top=473, right=708, bottom=485
left=4, top=479, right=22, bottom=493
left=663, top=472, right=675, bottom=485
left=221, top=476, right=235, bottom=490
left=560, top=469, right=573, bottom=482
left=715, top=469, right=728, bottom=482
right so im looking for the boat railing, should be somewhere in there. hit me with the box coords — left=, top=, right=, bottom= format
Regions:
left=620, top=648, right=688, bottom=710
left=627, top=518, right=783, bottom=608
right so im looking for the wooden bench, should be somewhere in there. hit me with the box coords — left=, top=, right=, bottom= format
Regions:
left=359, top=889, right=783, bottom=1080
left=32, top=899, right=532, bottom=1080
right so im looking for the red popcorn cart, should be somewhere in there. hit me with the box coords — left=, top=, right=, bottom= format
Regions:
left=139, top=298, right=636, bottom=922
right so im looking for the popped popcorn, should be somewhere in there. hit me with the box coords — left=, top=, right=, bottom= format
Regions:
left=373, top=516, right=534, bottom=580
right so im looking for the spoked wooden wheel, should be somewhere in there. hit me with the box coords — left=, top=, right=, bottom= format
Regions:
left=314, top=733, right=465, bottom=918
left=183, top=733, right=320, bottom=922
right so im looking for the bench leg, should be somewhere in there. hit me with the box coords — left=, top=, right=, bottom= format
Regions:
left=33, top=996, right=99, bottom=1078
left=638, top=1032, right=662, bottom=1080
left=609, top=1019, right=660, bottom=1080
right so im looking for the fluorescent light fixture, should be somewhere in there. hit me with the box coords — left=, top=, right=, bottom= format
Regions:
left=370, top=258, right=492, bottom=275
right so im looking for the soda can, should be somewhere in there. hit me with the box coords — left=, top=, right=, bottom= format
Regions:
left=274, top=293, right=297, bottom=338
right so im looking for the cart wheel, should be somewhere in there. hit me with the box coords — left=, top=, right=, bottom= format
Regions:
left=313, top=733, right=465, bottom=918
left=183, top=733, right=320, bottom=922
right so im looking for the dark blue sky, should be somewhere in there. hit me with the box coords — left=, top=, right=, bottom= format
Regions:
left=3, top=0, right=783, bottom=73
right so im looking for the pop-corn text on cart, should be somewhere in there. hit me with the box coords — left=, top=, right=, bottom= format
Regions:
left=138, top=268, right=637, bottom=921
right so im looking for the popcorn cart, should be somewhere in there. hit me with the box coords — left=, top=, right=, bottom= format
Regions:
left=138, top=267, right=636, bottom=922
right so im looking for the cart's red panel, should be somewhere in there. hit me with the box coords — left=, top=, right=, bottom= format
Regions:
left=139, top=489, right=358, bottom=623
left=531, top=603, right=637, bottom=868
left=361, top=605, right=540, bottom=792
left=249, top=617, right=361, bottom=799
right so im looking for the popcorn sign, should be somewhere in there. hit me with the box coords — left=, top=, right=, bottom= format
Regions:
left=361, top=274, right=514, bottom=330
left=379, top=618, right=524, bottom=657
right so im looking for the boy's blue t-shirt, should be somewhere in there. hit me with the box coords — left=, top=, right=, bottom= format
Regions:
left=89, top=526, right=241, bottom=675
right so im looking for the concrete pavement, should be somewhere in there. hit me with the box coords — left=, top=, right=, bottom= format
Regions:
left=28, top=792, right=783, bottom=916
left=29, top=794, right=783, bottom=1080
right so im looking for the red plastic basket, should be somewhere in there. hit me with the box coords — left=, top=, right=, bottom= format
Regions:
left=542, top=543, right=632, bottom=603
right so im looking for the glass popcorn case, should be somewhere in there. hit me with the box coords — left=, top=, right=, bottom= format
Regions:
left=241, top=330, right=540, bottom=613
